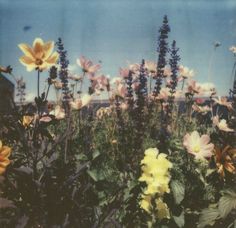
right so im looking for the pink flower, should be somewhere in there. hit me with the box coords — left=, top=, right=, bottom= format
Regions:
left=212, top=116, right=234, bottom=132
left=157, top=88, right=170, bottom=101
left=77, top=56, right=100, bottom=74
left=145, top=61, right=157, bottom=75
left=192, top=104, right=211, bottom=115
left=119, top=68, right=130, bottom=78
left=116, top=84, right=127, bottom=98
left=187, top=80, right=201, bottom=94
left=212, top=96, right=232, bottom=110
left=179, top=65, right=194, bottom=79
left=183, top=131, right=214, bottom=160
left=163, top=66, right=172, bottom=77
left=70, top=94, right=92, bottom=110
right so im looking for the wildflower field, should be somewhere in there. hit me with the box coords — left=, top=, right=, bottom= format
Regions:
left=0, top=14, right=236, bottom=228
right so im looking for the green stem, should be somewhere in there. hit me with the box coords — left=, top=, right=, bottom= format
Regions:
left=37, top=70, right=40, bottom=98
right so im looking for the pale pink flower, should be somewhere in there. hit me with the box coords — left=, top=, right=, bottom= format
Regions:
left=129, top=63, right=140, bottom=73
left=158, top=87, right=170, bottom=101
left=120, top=102, right=128, bottom=111
left=52, top=80, right=63, bottom=90
left=212, top=116, right=234, bottom=132
left=179, top=65, right=194, bottom=79
left=163, top=66, right=172, bottom=77
left=119, top=68, right=130, bottom=78
left=111, top=77, right=123, bottom=85
left=192, top=104, right=211, bottom=115
left=70, top=94, right=92, bottom=110
left=183, top=131, right=214, bottom=160
left=145, top=61, right=157, bottom=75
left=91, top=74, right=110, bottom=92
left=68, top=74, right=82, bottom=81
left=116, top=84, right=127, bottom=98
left=212, top=96, right=232, bottom=110
left=187, top=80, right=201, bottom=94
left=77, top=56, right=100, bottom=74
left=40, top=116, right=52, bottom=122
left=50, top=105, right=65, bottom=120
left=132, top=81, right=140, bottom=91
left=200, top=83, right=216, bottom=97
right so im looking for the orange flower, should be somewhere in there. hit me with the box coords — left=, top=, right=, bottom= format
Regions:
left=214, top=146, right=236, bottom=178
left=18, top=38, right=59, bottom=72
left=22, top=115, right=34, bottom=128
left=0, top=141, right=11, bottom=175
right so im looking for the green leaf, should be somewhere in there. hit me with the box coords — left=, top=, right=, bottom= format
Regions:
left=219, top=190, right=236, bottom=219
left=92, top=150, right=100, bottom=160
left=171, top=180, right=185, bottom=204
left=197, top=207, right=220, bottom=228
left=173, top=211, right=185, bottom=228
left=87, top=169, right=99, bottom=182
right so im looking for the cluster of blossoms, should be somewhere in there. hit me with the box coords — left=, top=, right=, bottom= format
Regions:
left=139, top=148, right=172, bottom=220
left=0, top=141, right=11, bottom=175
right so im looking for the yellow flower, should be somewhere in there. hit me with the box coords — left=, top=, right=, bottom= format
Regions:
left=18, top=38, right=59, bottom=72
left=22, top=115, right=34, bottom=128
left=155, top=198, right=170, bottom=220
left=140, top=194, right=152, bottom=213
left=0, top=141, right=11, bottom=175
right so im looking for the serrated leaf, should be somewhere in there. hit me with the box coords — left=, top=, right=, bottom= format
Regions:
left=171, top=180, right=185, bottom=204
left=219, top=190, right=236, bottom=219
left=197, top=207, right=220, bottom=228
left=173, top=211, right=185, bottom=227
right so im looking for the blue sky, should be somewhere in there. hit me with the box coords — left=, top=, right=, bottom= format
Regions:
left=0, top=0, right=236, bottom=100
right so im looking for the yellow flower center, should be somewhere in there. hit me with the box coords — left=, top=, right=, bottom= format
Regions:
left=193, top=145, right=200, bottom=153
left=35, top=58, right=43, bottom=66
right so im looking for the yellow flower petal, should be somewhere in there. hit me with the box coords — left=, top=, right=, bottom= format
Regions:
left=46, top=52, right=59, bottom=65
left=0, top=158, right=10, bottom=167
left=33, top=38, right=44, bottom=59
left=0, top=146, right=11, bottom=158
left=18, top=43, right=35, bottom=59
left=43, top=41, right=54, bottom=60
left=0, top=141, right=2, bottom=149
left=19, top=55, right=35, bottom=65
left=0, top=167, right=6, bottom=175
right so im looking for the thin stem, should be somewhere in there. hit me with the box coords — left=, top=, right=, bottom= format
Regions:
left=37, top=70, right=40, bottom=98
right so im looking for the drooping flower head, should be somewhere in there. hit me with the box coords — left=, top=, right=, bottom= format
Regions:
left=18, top=38, right=59, bottom=71
left=0, top=141, right=11, bottom=175
left=50, top=105, right=65, bottom=120
left=183, top=131, right=214, bottom=160
left=212, top=96, right=233, bottom=110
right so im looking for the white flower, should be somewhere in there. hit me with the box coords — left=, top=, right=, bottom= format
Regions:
left=212, top=116, right=234, bottom=132
left=183, top=131, right=214, bottom=160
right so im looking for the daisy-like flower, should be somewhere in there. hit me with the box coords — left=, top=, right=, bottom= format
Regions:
left=229, top=46, right=236, bottom=54
left=50, top=105, right=65, bottom=120
left=119, top=68, right=130, bottom=78
left=145, top=61, right=157, bottom=75
left=0, top=141, right=11, bottom=175
left=214, top=145, right=236, bottom=178
left=157, top=87, right=170, bottom=101
left=52, top=80, right=63, bottom=90
left=18, top=38, right=59, bottom=72
left=163, top=66, right=172, bottom=78
left=187, top=80, right=201, bottom=94
left=70, top=94, right=92, bottom=110
left=178, top=65, right=194, bottom=79
left=212, top=96, right=233, bottom=110
left=76, top=56, right=100, bottom=74
left=192, top=104, right=211, bottom=115
left=212, top=116, right=234, bottom=132
left=183, top=131, right=214, bottom=160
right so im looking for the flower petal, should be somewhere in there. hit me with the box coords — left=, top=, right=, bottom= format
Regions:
left=43, top=41, right=54, bottom=59
left=0, top=146, right=11, bottom=158
left=18, top=43, right=35, bottom=59
left=46, top=52, right=59, bottom=65
left=33, top=38, right=44, bottom=59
